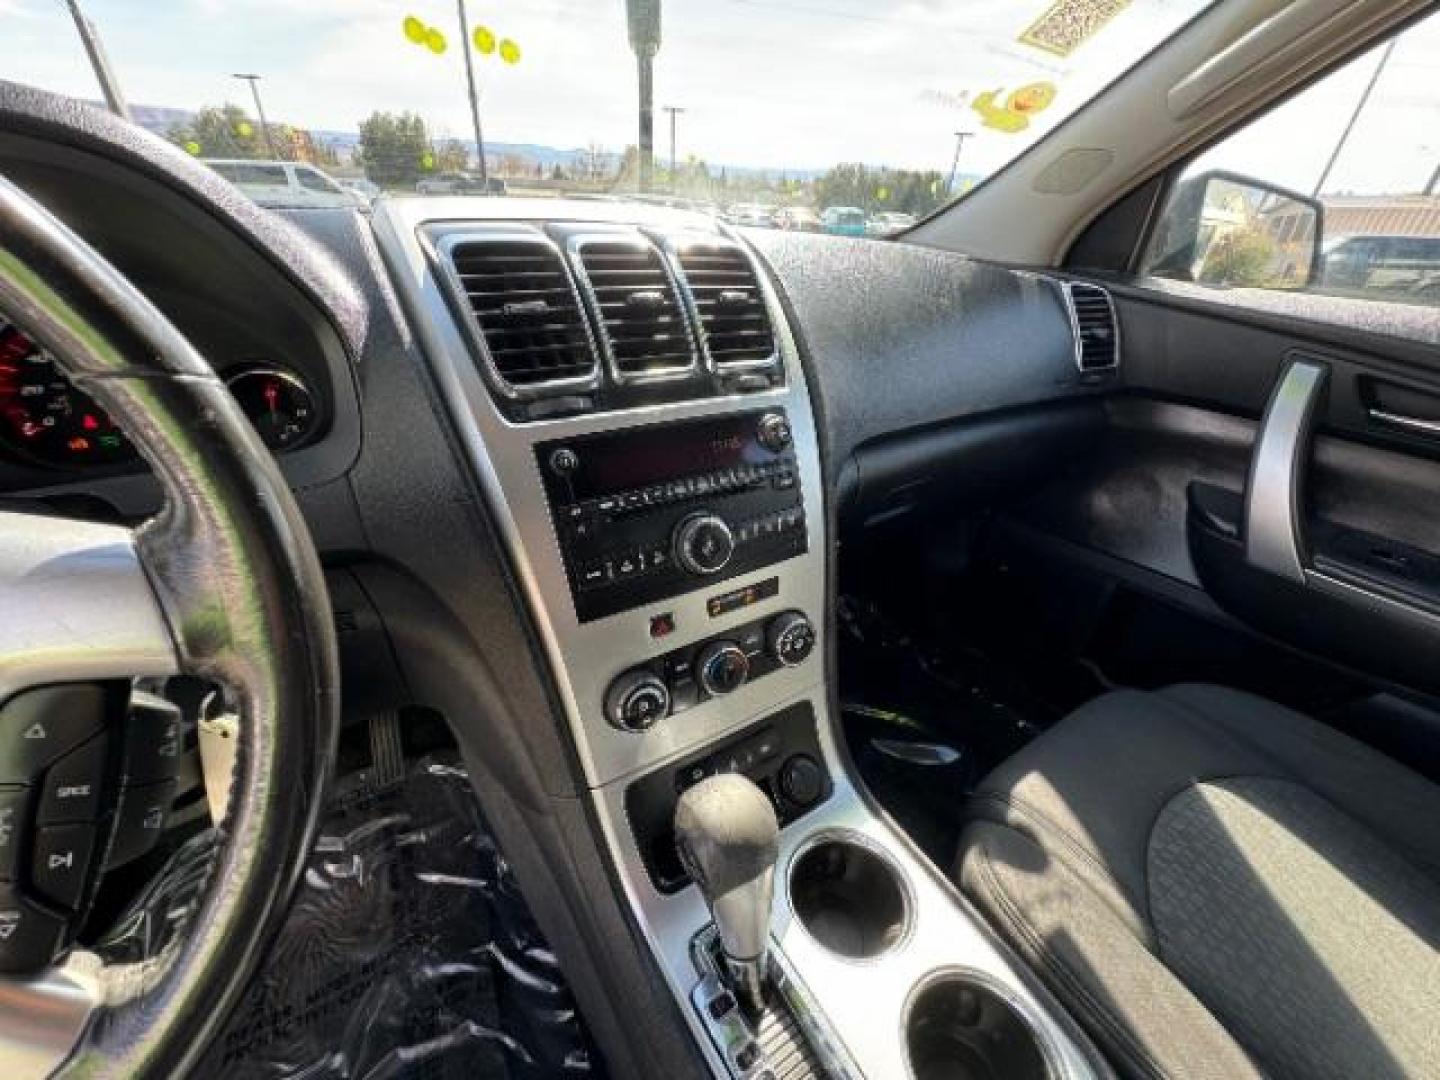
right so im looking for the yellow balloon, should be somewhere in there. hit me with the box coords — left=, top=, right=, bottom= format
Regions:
left=402, top=15, right=427, bottom=44
left=421, top=151, right=435, bottom=170
left=876, top=186, right=889, bottom=201
left=498, top=38, right=521, bottom=64
left=473, top=26, right=496, bottom=55
left=425, top=27, right=447, bottom=54
left=184, top=140, right=202, bottom=156
left=235, top=120, right=254, bottom=138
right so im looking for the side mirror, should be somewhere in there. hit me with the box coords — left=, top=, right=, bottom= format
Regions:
left=1147, top=170, right=1324, bottom=289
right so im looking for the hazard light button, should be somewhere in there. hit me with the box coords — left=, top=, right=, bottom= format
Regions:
left=0, top=685, right=108, bottom=784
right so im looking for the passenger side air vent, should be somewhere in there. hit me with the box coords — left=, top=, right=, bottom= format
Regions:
left=445, top=234, right=598, bottom=395
left=674, top=240, right=777, bottom=370
left=572, top=235, right=696, bottom=381
left=1064, top=282, right=1120, bottom=372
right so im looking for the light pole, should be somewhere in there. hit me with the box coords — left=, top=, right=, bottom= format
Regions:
left=65, top=0, right=130, bottom=120
left=946, top=131, right=974, bottom=195
left=626, top=0, right=662, bottom=192
left=663, top=105, right=685, bottom=190
left=1312, top=38, right=1396, bottom=198
left=232, top=73, right=280, bottom=159
left=454, top=0, right=488, bottom=182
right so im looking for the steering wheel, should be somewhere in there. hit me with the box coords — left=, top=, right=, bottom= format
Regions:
left=0, top=172, right=338, bottom=1078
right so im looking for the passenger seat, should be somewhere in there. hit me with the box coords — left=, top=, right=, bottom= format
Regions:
left=955, top=684, right=1440, bottom=1080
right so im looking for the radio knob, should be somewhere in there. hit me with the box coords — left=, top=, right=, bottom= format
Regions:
left=673, top=512, right=735, bottom=576
left=766, top=610, right=816, bottom=667
left=697, top=641, right=750, bottom=696
left=757, top=412, right=792, bottom=452
left=604, top=669, right=671, bottom=733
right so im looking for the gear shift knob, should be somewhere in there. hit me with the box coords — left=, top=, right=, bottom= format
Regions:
left=674, top=773, right=779, bottom=1014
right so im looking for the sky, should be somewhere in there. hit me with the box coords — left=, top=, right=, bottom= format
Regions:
left=3, top=0, right=1437, bottom=193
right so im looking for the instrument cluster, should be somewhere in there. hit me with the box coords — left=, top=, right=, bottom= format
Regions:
left=0, top=319, right=322, bottom=469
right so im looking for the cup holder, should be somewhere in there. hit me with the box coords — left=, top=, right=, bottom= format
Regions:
left=905, top=972, right=1051, bottom=1080
left=788, top=834, right=911, bottom=959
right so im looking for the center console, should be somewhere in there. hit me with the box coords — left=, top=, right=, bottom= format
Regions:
left=375, top=200, right=1100, bottom=1080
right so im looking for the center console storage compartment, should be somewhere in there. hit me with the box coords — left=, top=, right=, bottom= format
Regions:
left=904, top=971, right=1051, bottom=1080
left=788, top=832, right=911, bottom=959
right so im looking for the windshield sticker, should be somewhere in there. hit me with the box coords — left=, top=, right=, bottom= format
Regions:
left=972, top=82, right=1059, bottom=133
left=1020, top=0, right=1133, bottom=57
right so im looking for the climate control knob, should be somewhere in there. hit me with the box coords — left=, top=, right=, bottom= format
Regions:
left=604, top=669, right=671, bottom=733
left=757, top=411, right=792, bottom=452
left=696, top=641, right=750, bottom=697
left=766, top=610, right=816, bottom=667
left=673, top=512, right=735, bottom=576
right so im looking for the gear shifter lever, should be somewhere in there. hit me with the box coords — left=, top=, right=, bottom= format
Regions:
left=674, top=774, right=779, bottom=1016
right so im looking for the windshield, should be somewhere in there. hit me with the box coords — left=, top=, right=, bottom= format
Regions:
left=10, top=0, right=1213, bottom=228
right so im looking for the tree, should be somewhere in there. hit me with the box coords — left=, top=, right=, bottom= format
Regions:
left=168, top=103, right=285, bottom=160
left=355, top=112, right=431, bottom=188
left=433, top=138, right=470, bottom=173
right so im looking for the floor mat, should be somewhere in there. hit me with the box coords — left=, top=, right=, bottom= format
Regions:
left=102, top=753, right=605, bottom=1080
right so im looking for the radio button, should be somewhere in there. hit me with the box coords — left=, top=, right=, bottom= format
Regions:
left=578, top=562, right=612, bottom=590
left=758, top=412, right=792, bottom=452
left=674, top=513, right=735, bottom=576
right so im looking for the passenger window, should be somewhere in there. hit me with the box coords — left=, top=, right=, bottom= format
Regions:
left=1143, top=15, right=1440, bottom=310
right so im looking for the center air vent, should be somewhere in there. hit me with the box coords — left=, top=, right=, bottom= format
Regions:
left=674, top=241, right=777, bottom=370
left=572, top=236, right=695, bottom=381
left=445, top=235, right=597, bottom=395
left=1063, top=282, right=1120, bottom=372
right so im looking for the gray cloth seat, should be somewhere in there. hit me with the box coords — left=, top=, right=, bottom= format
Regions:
left=955, top=683, right=1440, bottom=1080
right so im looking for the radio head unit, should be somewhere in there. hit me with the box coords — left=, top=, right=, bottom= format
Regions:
left=537, top=410, right=807, bottom=622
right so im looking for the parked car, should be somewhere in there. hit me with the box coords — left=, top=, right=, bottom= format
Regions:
left=1321, top=234, right=1440, bottom=300
left=203, top=159, right=358, bottom=208
left=775, top=206, right=822, bottom=232
left=866, top=210, right=917, bottom=237
left=414, top=173, right=508, bottom=196
left=336, top=177, right=381, bottom=204
left=727, top=203, right=777, bottom=228
left=820, top=205, right=867, bottom=236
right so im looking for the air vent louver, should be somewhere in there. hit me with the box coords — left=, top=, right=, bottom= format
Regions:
left=574, top=238, right=694, bottom=379
left=675, top=242, right=776, bottom=369
left=1065, top=282, right=1119, bottom=372
left=448, top=237, right=596, bottom=390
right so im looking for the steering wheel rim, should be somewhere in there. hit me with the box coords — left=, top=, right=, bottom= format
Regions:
left=0, top=172, right=339, bottom=1077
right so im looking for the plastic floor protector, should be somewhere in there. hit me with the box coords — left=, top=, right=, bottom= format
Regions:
left=99, top=754, right=606, bottom=1079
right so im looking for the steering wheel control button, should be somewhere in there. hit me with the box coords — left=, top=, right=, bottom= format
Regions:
left=0, top=884, right=65, bottom=974
left=766, top=611, right=816, bottom=667
left=37, top=734, right=109, bottom=826
left=31, top=824, right=96, bottom=911
left=121, top=692, right=183, bottom=784
left=697, top=641, right=750, bottom=697
left=604, top=669, right=671, bottom=733
left=0, top=788, right=28, bottom=879
left=106, top=780, right=176, bottom=870
left=674, top=513, right=736, bottom=576
left=0, top=684, right=108, bottom=783
left=757, top=411, right=793, bottom=452
left=778, top=754, right=826, bottom=809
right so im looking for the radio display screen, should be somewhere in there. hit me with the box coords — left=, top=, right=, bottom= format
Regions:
left=545, top=413, right=777, bottom=500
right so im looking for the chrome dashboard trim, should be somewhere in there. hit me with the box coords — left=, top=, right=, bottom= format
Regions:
left=0, top=957, right=101, bottom=1080
left=372, top=199, right=828, bottom=788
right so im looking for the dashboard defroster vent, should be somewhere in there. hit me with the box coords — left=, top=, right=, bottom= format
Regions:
left=674, top=240, right=777, bottom=371
left=571, top=235, right=696, bottom=382
left=443, top=233, right=598, bottom=397
left=1063, top=282, right=1120, bottom=373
